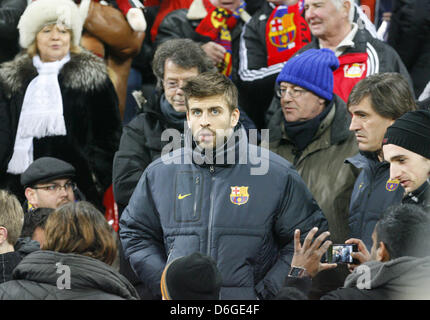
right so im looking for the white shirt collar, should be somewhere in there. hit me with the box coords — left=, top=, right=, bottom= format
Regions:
left=319, top=23, right=358, bottom=57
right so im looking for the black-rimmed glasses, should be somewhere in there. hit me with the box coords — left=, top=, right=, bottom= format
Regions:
left=32, top=181, right=77, bottom=193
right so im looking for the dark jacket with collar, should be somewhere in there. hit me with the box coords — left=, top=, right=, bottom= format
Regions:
left=119, top=125, right=328, bottom=300
left=346, top=152, right=404, bottom=250
left=0, top=237, right=41, bottom=284
left=154, top=0, right=250, bottom=85
left=0, top=250, right=140, bottom=300
left=0, top=51, right=122, bottom=208
left=265, top=94, right=359, bottom=244
left=402, top=179, right=430, bottom=208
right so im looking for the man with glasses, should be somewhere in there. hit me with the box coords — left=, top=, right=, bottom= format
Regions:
left=20, top=157, right=79, bottom=211
left=263, top=48, right=359, bottom=298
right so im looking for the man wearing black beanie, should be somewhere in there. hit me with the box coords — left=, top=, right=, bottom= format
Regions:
left=382, top=110, right=430, bottom=207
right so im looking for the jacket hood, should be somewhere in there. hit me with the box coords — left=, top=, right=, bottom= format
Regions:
left=14, top=237, right=41, bottom=257
left=344, top=256, right=430, bottom=299
left=13, top=250, right=139, bottom=299
left=0, top=50, right=110, bottom=99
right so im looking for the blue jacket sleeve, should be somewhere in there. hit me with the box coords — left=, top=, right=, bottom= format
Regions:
left=119, top=169, right=166, bottom=299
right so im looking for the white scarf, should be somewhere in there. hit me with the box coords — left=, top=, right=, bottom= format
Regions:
left=7, top=54, right=70, bottom=174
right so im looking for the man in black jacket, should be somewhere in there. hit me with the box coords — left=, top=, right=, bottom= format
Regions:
left=277, top=203, right=430, bottom=300
left=382, top=110, right=430, bottom=208
left=119, top=72, right=328, bottom=300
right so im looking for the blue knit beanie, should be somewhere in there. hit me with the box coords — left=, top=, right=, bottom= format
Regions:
left=276, top=48, right=340, bottom=101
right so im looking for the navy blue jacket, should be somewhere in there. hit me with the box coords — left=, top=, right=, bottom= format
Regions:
left=346, top=152, right=404, bottom=249
left=120, top=126, right=328, bottom=300
left=402, top=179, right=430, bottom=208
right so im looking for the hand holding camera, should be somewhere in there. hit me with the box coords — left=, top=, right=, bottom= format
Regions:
left=344, top=238, right=371, bottom=272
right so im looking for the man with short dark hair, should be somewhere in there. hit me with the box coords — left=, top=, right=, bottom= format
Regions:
left=113, top=39, right=214, bottom=214
left=346, top=73, right=417, bottom=250
left=21, top=157, right=79, bottom=212
left=382, top=110, right=430, bottom=207
left=113, top=38, right=256, bottom=299
left=113, top=38, right=256, bottom=215
left=277, top=204, right=430, bottom=300
left=120, top=71, right=328, bottom=300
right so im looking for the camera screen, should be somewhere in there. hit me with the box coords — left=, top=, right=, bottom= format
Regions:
left=330, top=245, right=354, bottom=264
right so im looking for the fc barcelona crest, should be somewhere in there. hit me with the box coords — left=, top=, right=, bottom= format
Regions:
left=230, top=186, right=249, bottom=206
left=268, top=12, right=296, bottom=48
left=386, top=179, right=400, bottom=192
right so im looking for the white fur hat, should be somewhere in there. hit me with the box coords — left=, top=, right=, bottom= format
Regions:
left=18, top=0, right=86, bottom=49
